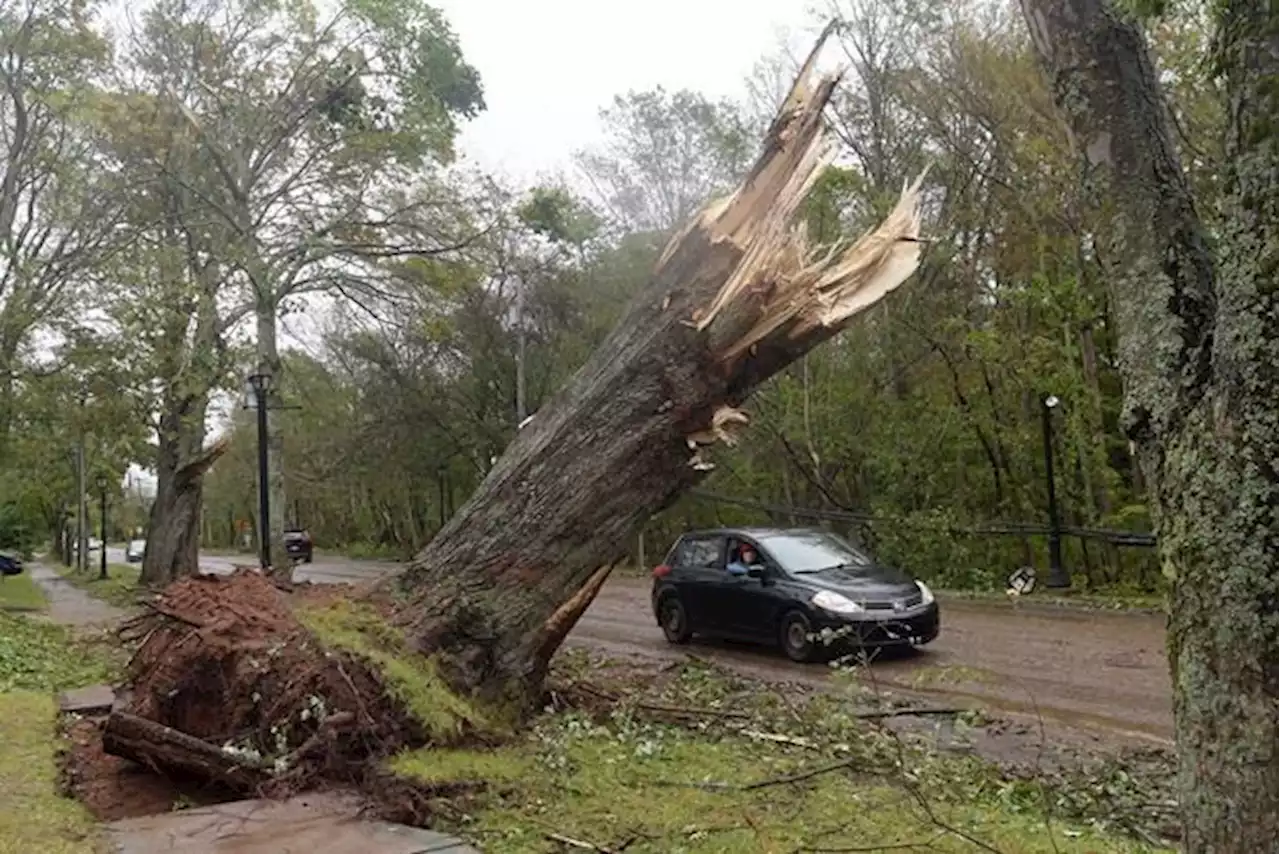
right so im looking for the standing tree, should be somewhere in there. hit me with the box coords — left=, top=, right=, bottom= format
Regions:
left=131, top=0, right=484, bottom=566
left=576, top=87, right=754, bottom=234
left=0, top=0, right=121, bottom=455
left=1017, top=0, right=1277, bottom=849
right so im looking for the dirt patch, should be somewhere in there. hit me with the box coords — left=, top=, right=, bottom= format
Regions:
left=60, top=716, right=236, bottom=820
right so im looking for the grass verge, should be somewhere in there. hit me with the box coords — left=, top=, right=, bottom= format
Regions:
left=393, top=715, right=1167, bottom=854
left=0, top=611, right=119, bottom=693
left=0, top=692, right=99, bottom=854
left=0, top=572, right=47, bottom=611
left=0, top=612, right=121, bottom=853
left=938, top=588, right=1166, bottom=613
left=386, top=655, right=1175, bottom=854
left=55, top=563, right=141, bottom=609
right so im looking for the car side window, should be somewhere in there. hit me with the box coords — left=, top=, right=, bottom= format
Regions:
left=675, top=536, right=723, bottom=569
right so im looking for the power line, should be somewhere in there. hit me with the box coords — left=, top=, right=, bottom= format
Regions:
left=686, top=489, right=1156, bottom=548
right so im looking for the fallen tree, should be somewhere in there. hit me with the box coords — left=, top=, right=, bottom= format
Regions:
left=390, top=29, right=926, bottom=710
left=109, top=26, right=928, bottom=789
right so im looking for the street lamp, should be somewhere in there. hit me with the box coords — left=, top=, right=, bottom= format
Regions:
left=246, top=372, right=273, bottom=571
left=94, top=474, right=108, bottom=580
left=1040, top=394, right=1070, bottom=589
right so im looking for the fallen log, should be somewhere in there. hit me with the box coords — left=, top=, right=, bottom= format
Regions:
left=393, top=24, right=928, bottom=710
left=102, top=711, right=268, bottom=790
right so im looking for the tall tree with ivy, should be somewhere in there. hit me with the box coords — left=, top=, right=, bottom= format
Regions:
left=1016, top=0, right=1277, bottom=847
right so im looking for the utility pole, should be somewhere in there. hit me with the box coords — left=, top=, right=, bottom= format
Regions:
left=96, top=474, right=108, bottom=580
left=1041, top=394, right=1070, bottom=588
left=247, top=373, right=273, bottom=570
left=76, top=440, right=87, bottom=573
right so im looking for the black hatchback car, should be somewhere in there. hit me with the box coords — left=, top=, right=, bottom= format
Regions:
left=651, top=527, right=939, bottom=662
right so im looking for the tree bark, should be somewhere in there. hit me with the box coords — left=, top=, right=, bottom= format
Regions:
left=1017, top=0, right=1278, bottom=850
left=102, top=711, right=267, bottom=789
left=140, top=407, right=227, bottom=587
left=391, top=36, right=928, bottom=710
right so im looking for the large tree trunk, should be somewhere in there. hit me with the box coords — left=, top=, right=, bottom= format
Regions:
left=140, top=408, right=227, bottom=586
left=1017, top=0, right=1278, bottom=850
left=393, top=31, right=927, bottom=708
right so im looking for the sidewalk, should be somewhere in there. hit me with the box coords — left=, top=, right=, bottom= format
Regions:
left=29, top=561, right=127, bottom=626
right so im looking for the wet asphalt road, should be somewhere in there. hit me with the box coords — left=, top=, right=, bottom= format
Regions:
left=109, top=548, right=1173, bottom=743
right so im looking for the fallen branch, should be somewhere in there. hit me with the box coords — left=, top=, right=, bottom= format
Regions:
left=852, top=706, right=966, bottom=720
left=101, top=711, right=268, bottom=790
left=546, top=831, right=618, bottom=853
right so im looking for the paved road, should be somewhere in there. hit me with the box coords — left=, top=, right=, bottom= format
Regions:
left=111, top=548, right=1172, bottom=743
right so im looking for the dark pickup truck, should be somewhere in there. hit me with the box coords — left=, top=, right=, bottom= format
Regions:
left=284, top=528, right=313, bottom=563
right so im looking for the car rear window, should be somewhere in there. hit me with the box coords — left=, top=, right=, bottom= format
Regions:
left=673, top=536, right=721, bottom=568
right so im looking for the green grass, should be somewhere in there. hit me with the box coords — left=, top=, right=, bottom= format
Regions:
left=296, top=599, right=503, bottom=740
left=0, top=691, right=99, bottom=854
left=938, top=587, right=1166, bottom=612
left=391, top=715, right=1170, bottom=854
left=0, top=610, right=121, bottom=853
left=0, top=612, right=118, bottom=693
left=55, top=563, right=141, bottom=608
left=0, top=573, right=47, bottom=611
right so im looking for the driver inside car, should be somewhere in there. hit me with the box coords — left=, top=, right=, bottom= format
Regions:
left=727, top=543, right=761, bottom=576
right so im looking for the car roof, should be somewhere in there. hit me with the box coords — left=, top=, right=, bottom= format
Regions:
left=679, top=527, right=827, bottom=539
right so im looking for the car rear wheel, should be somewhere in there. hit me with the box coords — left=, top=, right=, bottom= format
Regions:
left=658, top=596, right=692, bottom=644
left=780, top=611, right=815, bottom=663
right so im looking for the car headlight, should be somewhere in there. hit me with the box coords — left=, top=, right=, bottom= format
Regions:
left=811, top=590, right=864, bottom=615
left=916, top=581, right=935, bottom=605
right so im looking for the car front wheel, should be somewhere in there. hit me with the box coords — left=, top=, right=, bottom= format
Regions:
left=780, top=611, right=815, bottom=663
left=658, top=596, right=692, bottom=644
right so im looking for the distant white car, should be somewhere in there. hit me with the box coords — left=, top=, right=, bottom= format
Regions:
left=125, top=539, right=145, bottom=562
left=88, top=537, right=103, bottom=551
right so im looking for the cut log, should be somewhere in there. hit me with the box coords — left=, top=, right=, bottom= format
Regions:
left=392, top=26, right=928, bottom=709
left=102, top=711, right=268, bottom=790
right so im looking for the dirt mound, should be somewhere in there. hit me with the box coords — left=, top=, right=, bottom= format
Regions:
left=116, top=570, right=416, bottom=794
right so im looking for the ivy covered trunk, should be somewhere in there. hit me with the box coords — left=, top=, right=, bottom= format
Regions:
left=1018, top=0, right=1278, bottom=849
left=392, top=31, right=927, bottom=709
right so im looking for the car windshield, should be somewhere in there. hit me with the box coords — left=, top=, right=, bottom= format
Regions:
left=757, top=532, right=872, bottom=574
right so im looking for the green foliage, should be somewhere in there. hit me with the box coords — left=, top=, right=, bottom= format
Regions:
left=389, top=665, right=1172, bottom=854
left=0, top=612, right=117, bottom=693
left=0, top=574, right=46, bottom=612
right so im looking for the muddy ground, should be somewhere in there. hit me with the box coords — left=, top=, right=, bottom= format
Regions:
left=569, top=576, right=1173, bottom=755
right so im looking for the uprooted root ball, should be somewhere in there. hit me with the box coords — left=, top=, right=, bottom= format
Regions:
left=116, top=570, right=491, bottom=795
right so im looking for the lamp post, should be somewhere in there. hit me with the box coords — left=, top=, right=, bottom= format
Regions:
left=1040, top=394, right=1070, bottom=589
left=95, top=474, right=108, bottom=580
left=246, top=372, right=273, bottom=571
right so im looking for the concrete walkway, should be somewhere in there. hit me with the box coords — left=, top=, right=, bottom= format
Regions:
left=29, top=561, right=126, bottom=626
left=104, top=792, right=479, bottom=854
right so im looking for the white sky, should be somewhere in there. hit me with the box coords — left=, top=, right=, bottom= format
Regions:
left=431, top=0, right=821, bottom=184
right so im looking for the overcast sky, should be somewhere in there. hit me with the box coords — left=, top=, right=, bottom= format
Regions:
left=431, top=0, right=820, bottom=184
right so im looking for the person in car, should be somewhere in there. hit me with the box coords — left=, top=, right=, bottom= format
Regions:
left=727, top=543, right=761, bottom=576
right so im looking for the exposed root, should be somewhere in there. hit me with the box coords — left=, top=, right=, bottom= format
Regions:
left=111, top=570, right=462, bottom=798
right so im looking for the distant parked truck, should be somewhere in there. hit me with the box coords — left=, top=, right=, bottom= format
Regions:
left=125, top=539, right=145, bottom=563
left=284, top=528, right=313, bottom=563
